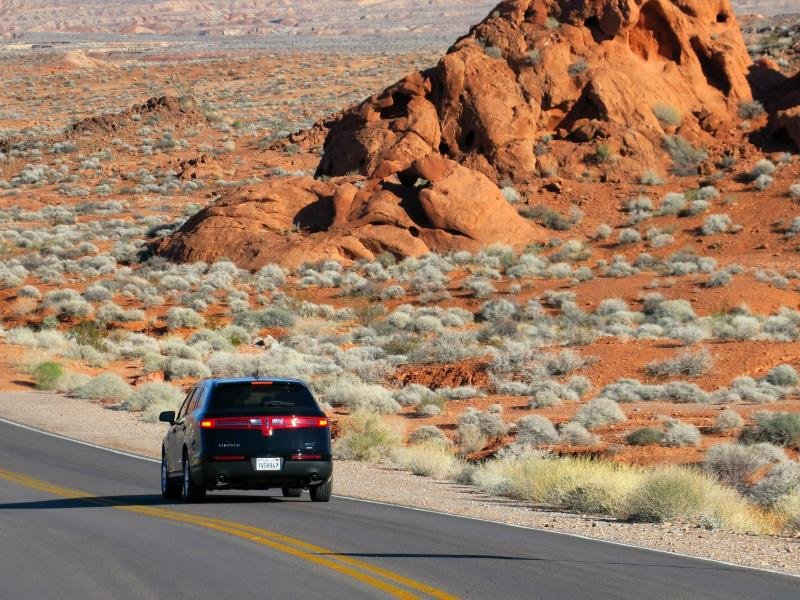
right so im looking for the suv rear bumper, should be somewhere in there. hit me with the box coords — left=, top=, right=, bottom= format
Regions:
left=193, top=458, right=333, bottom=490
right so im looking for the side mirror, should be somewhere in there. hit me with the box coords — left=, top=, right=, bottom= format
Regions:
left=159, top=411, right=176, bottom=425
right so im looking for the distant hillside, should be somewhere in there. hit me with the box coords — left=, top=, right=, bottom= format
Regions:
left=0, top=1, right=792, bottom=40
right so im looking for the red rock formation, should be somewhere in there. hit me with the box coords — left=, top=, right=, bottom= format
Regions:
left=156, top=157, right=543, bottom=269
left=318, top=0, right=753, bottom=183
left=159, top=0, right=789, bottom=270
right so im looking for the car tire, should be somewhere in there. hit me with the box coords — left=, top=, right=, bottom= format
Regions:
left=181, top=451, right=206, bottom=502
left=161, top=450, right=181, bottom=500
left=282, top=487, right=303, bottom=498
left=309, top=478, right=332, bottom=502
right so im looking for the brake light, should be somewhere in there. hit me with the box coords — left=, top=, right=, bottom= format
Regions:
left=199, top=416, right=329, bottom=431
left=266, top=416, right=329, bottom=429
left=251, top=381, right=274, bottom=386
left=212, top=455, right=245, bottom=461
left=290, top=454, right=322, bottom=460
left=199, top=417, right=263, bottom=430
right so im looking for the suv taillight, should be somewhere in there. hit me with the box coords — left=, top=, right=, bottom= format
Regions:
left=200, top=416, right=328, bottom=430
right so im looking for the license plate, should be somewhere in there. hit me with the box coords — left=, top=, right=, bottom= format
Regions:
left=255, top=457, right=281, bottom=471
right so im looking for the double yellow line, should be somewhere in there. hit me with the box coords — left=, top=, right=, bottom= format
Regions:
left=0, top=468, right=456, bottom=600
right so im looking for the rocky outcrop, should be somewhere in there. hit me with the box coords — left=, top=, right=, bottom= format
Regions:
left=71, top=95, right=205, bottom=135
left=318, top=0, right=753, bottom=183
left=157, top=0, right=776, bottom=269
left=156, top=156, right=544, bottom=269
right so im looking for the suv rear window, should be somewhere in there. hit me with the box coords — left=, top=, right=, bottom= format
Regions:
left=207, top=382, right=320, bottom=416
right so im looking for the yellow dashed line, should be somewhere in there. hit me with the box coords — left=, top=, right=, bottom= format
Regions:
left=0, top=468, right=456, bottom=600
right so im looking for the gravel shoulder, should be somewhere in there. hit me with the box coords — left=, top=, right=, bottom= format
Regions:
left=0, top=391, right=797, bottom=576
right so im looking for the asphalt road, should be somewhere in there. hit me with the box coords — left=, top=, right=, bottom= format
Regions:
left=0, top=419, right=797, bottom=600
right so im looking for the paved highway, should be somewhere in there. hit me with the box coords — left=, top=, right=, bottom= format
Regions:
left=0, top=418, right=797, bottom=599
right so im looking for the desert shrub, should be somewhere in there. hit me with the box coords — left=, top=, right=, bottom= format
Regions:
left=664, top=135, right=707, bottom=175
left=740, top=412, right=800, bottom=449
left=393, top=443, right=462, bottom=479
left=463, top=276, right=496, bottom=298
left=662, top=418, right=701, bottom=447
left=750, top=159, right=776, bottom=178
left=408, top=425, right=450, bottom=446
left=701, top=214, right=732, bottom=235
left=559, top=422, right=598, bottom=446
left=568, top=58, right=588, bottom=77
left=519, top=205, right=572, bottom=230
left=162, top=357, right=211, bottom=380
left=697, top=186, right=720, bottom=201
left=705, top=443, right=781, bottom=492
left=122, top=382, right=184, bottom=412
left=706, top=271, right=731, bottom=288
left=573, top=398, right=626, bottom=429
left=765, top=364, right=799, bottom=387
left=513, top=415, right=560, bottom=448
left=33, top=361, right=64, bottom=390
left=753, top=174, right=773, bottom=191
left=457, top=423, right=487, bottom=455
left=253, top=264, right=286, bottom=291
left=625, top=427, right=665, bottom=446
left=751, top=460, right=800, bottom=506
left=653, top=103, right=682, bottom=127
left=333, top=411, right=400, bottom=461
left=458, top=405, right=507, bottom=440
left=75, top=373, right=131, bottom=401
left=593, top=223, right=612, bottom=239
left=6, top=327, right=38, bottom=347
left=658, top=192, right=687, bottom=216
left=789, top=183, right=800, bottom=199
left=713, top=409, right=744, bottom=432
left=645, top=348, right=713, bottom=378
left=165, top=307, right=205, bottom=330
left=738, top=100, right=765, bottom=120
left=640, top=170, right=664, bottom=186
left=393, top=383, right=435, bottom=408
left=235, top=306, right=295, bottom=328
left=617, top=228, right=641, bottom=245
left=323, top=378, right=399, bottom=414
left=625, top=465, right=760, bottom=531
left=407, top=331, right=482, bottom=364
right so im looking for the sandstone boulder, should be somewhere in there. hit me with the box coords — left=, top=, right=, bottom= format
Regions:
left=156, top=157, right=544, bottom=269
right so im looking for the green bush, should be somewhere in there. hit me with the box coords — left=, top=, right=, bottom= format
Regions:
left=33, top=361, right=64, bottom=390
left=625, top=427, right=665, bottom=446
left=740, top=412, right=800, bottom=449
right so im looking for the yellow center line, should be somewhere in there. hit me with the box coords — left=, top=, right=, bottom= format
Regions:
left=0, top=468, right=457, bottom=600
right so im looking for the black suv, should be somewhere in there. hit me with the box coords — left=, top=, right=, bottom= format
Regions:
left=159, top=378, right=333, bottom=502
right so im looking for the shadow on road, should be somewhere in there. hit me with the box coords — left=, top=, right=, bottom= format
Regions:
left=0, top=493, right=293, bottom=510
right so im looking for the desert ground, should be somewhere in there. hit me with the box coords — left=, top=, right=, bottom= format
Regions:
left=1, top=0, right=799, bottom=553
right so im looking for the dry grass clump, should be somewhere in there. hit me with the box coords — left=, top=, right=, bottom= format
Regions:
left=333, top=410, right=401, bottom=461
left=392, top=443, right=465, bottom=480
left=467, top=453, right=774, bottom=533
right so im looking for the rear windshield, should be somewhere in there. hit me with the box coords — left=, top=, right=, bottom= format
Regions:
left=207, top=383, right=320, bottom=416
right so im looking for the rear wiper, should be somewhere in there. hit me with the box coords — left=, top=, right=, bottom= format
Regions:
left=261, top=400, right=294, bottom=406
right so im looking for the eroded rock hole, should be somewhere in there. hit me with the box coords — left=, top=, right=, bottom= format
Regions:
left=629, top=2, right=682, bottom=63
left=690, top=37, right=731, bottom=95
left=378, top=91, right=411, bottom=120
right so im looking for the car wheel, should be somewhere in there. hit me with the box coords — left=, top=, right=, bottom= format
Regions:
left=282, top=487, right=302, bottom=498
left=161, top=450, right=181, bottom=500
left=181, top=451, right=206, bottom=502
left=309, top=478, right=332, bottom=503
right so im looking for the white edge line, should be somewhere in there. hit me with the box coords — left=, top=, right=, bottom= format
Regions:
left=1, top=415, right=797, bottom=581
left=0, top=416, right=160, bottom=463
